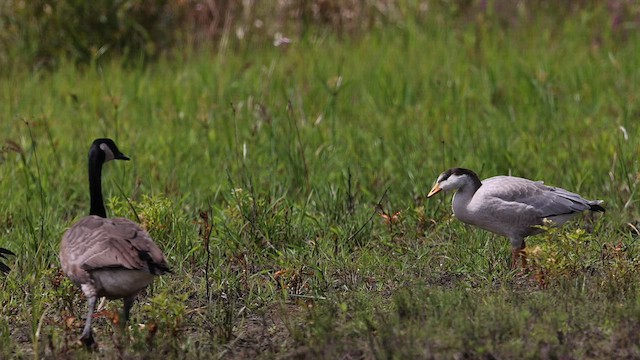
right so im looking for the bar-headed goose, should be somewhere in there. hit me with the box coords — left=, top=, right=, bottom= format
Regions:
left=0, top=247, right=14, bottom=273
left=60, top=138, right=170, bottom=349
left=427, top=168, right=604, bottom=269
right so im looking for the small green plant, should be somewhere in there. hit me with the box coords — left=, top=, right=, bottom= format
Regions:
left=527, top=224, right=594, bottom=283
left=132, top=290, right=189, bottom=353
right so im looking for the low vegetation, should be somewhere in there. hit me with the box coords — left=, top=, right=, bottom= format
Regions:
left=1, top=2, right=640, bottom=358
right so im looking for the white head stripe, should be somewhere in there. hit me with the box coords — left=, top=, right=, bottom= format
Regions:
left=99, top=143, right=115, bottom=161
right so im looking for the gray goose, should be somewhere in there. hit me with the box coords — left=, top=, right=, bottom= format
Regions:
left=0, top=247, right=14, bottom=273
left=427, top=168, right=604, bottom=268
left=60, top=138, right=170, bottom=349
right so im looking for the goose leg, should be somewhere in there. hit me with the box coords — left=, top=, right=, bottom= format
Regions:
left=511, top=248, right=519, bottom=269
left=122, top=295, right=136, bottom=326
left=509, top=238, right=527, bottom=270
left=510, top=242, right=527, bottom=271
left=80, top=295, right=97, bottom=349
left=519, top=241, right=527, bottom=270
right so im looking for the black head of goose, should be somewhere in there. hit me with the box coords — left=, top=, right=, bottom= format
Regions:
left=427, top=168, right=604, bottom=269
left=60, top=138, right=170, bottom=349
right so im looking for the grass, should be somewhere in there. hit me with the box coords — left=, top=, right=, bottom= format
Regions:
left=2, top=5, right=640, bottom=359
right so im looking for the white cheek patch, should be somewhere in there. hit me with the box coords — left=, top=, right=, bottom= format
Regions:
left=99, top=143, right=115, bottom=161
left=439, top=175, right=460, bottom=190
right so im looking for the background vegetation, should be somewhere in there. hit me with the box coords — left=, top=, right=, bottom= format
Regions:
left=1, top=0, right=640, bottom=358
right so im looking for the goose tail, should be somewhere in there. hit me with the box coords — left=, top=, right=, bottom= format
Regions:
left=589, top=200, right=605, bottom=213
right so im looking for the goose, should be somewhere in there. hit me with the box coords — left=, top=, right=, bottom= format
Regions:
left=0, top=247, right=14, bottom=273
left=60, top=138, right=170, bottom=349
left=427, top=168, right=604, bottom=269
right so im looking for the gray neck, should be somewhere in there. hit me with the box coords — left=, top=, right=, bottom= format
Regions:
left=451, top=183, right=481, bottom=223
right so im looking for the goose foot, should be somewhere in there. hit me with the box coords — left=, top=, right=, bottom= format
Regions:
left=79, top=333, right=99, bottom=352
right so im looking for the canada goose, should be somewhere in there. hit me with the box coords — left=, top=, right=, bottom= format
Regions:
left=427, top=168, right=604, bottom=269
left=0, top=247, right=14, bottom=273
left=60, top=138, right=170, bottom=349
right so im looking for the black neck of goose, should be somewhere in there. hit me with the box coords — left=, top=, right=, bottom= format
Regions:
left=88, top=150, right=107, bottom=218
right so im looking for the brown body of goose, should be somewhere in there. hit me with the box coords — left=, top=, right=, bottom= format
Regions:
left=60, top=138, right=170, bottom=349
left=427, top=168, right=604, bottom=269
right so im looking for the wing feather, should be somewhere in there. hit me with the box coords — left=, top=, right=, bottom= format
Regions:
left=480, top=176, right=596, bottom=220
left=61, top=216, right=170, bottom=277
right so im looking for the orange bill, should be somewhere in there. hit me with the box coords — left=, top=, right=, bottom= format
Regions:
left=427, top=183, right=442, bottom=198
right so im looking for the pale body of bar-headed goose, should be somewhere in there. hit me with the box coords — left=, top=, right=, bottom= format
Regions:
left=427, top=168, right=604, bottom=268
left=60, top=138, right=170, bottom=349
left=0, top=247, right=14, bottom=273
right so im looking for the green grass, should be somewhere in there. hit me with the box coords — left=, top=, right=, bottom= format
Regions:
left=2, top=6, right=640, bottom=359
